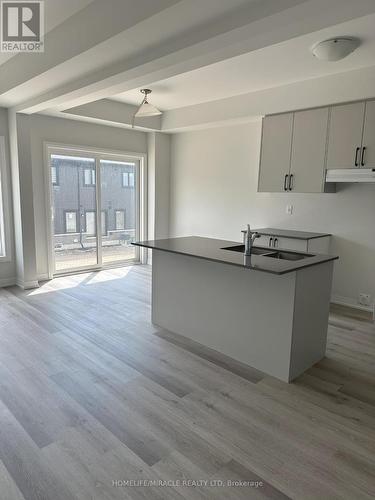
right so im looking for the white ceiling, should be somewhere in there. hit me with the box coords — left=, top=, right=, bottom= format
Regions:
left=41, top=0, right=96, bottom=33
left=1, top=0, right=375, bottom=132
left=0, top=0, right=257, bottom=108
left=111, top=13, right=375, bottom=111
left=0, top=0, right=95, bottom=67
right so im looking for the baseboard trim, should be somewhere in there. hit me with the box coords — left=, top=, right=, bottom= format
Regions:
left=16, top=279, right=40, bottom=290
left=37, top=273, right=50, bottom=282
left=331, top=294, right=374, bottom=313
left=0, top=277, right=43, bottom=289
left=331, top=295, right=374, bottom=321
left=0, top=277, right=16, bottom=288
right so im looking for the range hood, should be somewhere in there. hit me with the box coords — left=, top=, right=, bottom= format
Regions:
left=326, top=168, right=375, bottom=183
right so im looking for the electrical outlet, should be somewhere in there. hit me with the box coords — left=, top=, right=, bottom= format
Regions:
left=286, top=205, right=293, bottom=215
left=358, top=293, right=371, bottom=306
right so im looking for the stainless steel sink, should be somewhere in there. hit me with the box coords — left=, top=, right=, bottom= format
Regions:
left=264, top=250, right=313, bottom=261
left=221, top=245, right=271, bottom=255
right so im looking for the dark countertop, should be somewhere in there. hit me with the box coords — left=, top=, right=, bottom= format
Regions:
left=255, top=228, right=331, bottom=240
left=133, top=236, right=338, bottom=275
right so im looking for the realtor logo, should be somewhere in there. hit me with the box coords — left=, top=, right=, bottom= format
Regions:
left=1, top=1, right=44, bottom=52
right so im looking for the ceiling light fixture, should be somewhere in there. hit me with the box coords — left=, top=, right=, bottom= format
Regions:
left=311, top=37, right=360, bottom=61
left=132, top=89, right=162, bottom=128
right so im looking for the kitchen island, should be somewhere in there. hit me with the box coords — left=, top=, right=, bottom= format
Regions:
left=133, top=236, right=338, bottom=382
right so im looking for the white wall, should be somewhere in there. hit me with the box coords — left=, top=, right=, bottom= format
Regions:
left=153, top=132, right=170, bottom=239
left=11, top=113, right=39, bottom=288
left=147, top=132, right=171, bottom=264
left=28, top=114, right=147, bottom=278
left=0, top=108, right=15, bottom=285
left=170, top=121, right=375, bottom=306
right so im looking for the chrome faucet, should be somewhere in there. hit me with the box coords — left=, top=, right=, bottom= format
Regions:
left=242, top=224, right=260, bottom=256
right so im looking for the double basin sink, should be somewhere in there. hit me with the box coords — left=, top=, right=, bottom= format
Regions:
left=222, top=245, right=313, bottom=261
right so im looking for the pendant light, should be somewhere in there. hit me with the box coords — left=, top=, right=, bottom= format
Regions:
left=132, top=89, right=162, bottom=128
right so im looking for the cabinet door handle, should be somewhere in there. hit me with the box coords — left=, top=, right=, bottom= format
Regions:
left=269, top=237, right=273, bottom=247
left=361, top=146, right=366, bottom=167
left=273, top=238, right=278, bottom=248
left=355, top=146, right=360, bottom=167
left=288, top=174, right=294, bottom=191
left=284, top=174, right=289, bottom=191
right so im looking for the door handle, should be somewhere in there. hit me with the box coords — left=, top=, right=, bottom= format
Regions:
left=288, top=174, right=294, bottom=191
left=354, top=146, right=360, bottom=167
left=273, top=238, right=278, bottom=248
left=284, top=174, right=289, bottom=191
left=269, top=237, right=273, bottom=247
left=361, top=146, right=366, bottom=167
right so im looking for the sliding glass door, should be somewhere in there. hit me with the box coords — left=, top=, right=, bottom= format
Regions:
left=51, top=153, right=98, bottom=273
left=49, top=148, right=142, bottom=275
left=100, top=159, right=138, bottom=265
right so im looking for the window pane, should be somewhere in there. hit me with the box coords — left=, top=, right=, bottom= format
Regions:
left=84, top=169, right=92, bottom=185
left=51, top=166, right=57, bottom=184
left=50, top=153, right=139, bottom=272
left=65, top=212, right=77, bottom=233
left=101, top=211, right=107, bottom=236
left=0, top=144, right=5, bottom=257
left=51, top=154, right=97, bottom=271
left=100, top=160, right=137, bottom=264
left=86, top=211, right=96, bottom=236
left=115, top=210, right=125, bottom=230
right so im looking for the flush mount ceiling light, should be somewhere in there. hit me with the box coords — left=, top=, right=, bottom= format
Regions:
left=132, top=89, right=162, bottom=128
left=311, top=37, right=360, bottom=61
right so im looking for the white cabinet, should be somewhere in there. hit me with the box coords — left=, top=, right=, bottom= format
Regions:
left=258, top=113, right=293, bottom=193
left=257, top=235, right=306, bottom=251
left=258, top=99, right=375, bottom=191
left=257, top=233, right=330, bottom=254
left=326, top=99, right=375, bottom=169
left=257, top=235, right=274, bottom=248
left=326, top=102, right=365, bottom=169
left=289, top=107, right=329, bottom=193
left=362, top=100, right=375, bottom=168
left=274, top=237, right=308, bottom=252
left=258, top=108, right=329, bottom=193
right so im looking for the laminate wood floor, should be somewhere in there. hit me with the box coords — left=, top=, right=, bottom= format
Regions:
left=0, top=265, right=374, bottom=500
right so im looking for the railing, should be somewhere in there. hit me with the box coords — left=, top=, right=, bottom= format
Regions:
left=54, top=229, right=136, bottom=251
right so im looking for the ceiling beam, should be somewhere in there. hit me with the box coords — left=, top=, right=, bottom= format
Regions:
left=14, top=0, right=375, bottom=115
left=0, top=0, right=179, bottom=97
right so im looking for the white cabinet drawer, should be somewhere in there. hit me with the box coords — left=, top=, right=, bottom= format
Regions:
left=257, top=235, right=274, bottom=248
left=273, top=237, right=307, bottom=252
left=257, top=235, right=307, bottom=251
left=256, top=234, right=330, bottom=254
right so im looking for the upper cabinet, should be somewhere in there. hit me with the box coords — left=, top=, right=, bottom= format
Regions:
left=258, top=107, right=329, bottom=193
left=258, top=98, right=375, bottom=193
left=290, top=107, right=329, bottom=193
left=362, top=100, right=375, bottom=168
left=258, top=113, right=293, bottom=193
left=326, top=102, right=365, bottom=169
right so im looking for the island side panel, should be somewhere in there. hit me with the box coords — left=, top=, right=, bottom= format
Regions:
left=306, top=236, right=331, bottom=254
left=152, top=250, right=296, bottom=382
left=289, top=261, right=334, bottom=381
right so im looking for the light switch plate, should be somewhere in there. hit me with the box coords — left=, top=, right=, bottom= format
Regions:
left=286, top=205, right=293, bottom=215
